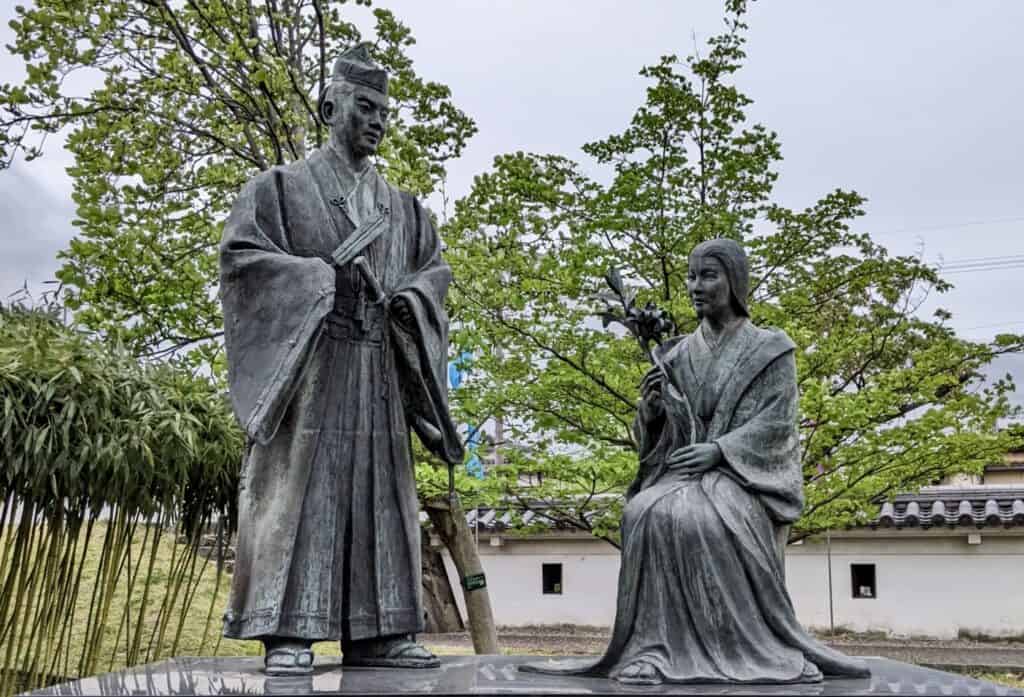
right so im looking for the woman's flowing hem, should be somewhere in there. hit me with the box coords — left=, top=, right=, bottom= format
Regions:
left=517, top=657, right=828, bottom=685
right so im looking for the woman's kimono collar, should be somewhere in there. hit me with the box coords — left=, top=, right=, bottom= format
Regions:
left=664, top=323, right=795, bottom=440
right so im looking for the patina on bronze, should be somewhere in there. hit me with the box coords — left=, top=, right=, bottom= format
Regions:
left=219, top=44, right=463, bottom=676
left=525, top=239, right=870, bottom=686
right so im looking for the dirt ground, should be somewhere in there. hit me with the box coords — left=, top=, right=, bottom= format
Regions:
left=421, top=625, right=1024, bottom=680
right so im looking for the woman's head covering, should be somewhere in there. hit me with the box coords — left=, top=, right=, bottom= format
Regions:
left=688, top=238, right=750, bottom=317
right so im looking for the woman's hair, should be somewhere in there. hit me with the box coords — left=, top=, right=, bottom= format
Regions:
left=688, top=238, right=750, bottom=318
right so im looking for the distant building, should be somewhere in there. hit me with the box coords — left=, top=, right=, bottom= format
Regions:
left=437, top=454, right=1024, bottom=639
left=785, top=482, right=1024, bottom=638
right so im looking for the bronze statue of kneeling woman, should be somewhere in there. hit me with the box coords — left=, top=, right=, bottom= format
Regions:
left=525, top=239, right=869, bottom=686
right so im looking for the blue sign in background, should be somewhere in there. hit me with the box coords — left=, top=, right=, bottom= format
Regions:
left=448, top=351, right=484, bottom=479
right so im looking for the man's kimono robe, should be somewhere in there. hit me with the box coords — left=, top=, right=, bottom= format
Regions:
left=219, top=145, right=463, bottom=642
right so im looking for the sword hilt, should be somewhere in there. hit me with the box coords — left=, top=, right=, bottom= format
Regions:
left=352, top=255, right=385, bottom=303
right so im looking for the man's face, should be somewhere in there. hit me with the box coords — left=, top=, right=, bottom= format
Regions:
left=336, top=85, right=389, bottom=159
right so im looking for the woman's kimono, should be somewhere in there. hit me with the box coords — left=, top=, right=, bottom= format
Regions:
left=529, top=320, right=868, bottom=684
left=219, top=145, right=463, bottom=643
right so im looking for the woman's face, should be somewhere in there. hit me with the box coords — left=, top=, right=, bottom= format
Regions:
left=686, top=255, right=732, bottom=320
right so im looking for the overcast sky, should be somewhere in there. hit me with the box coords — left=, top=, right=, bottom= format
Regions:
left=1, top=0, right=1022, bottom=406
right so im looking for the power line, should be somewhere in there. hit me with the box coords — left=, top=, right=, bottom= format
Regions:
left=916, top=252, right=1024, bottom=274
left=939, top=253, right=1024, bottom=264
left=960, top=320, right=1024, bottom=331
left=938, top=254, right=1024, bottom=269
left=942, top=262, right=1024, bottom=275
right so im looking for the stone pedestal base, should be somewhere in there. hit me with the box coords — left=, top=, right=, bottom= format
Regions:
left=19, top=655, right=1021, bottom=696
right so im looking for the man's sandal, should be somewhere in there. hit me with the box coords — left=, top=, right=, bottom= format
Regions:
left=342, top=637, right=440, bottom=669
left=265, top=646, right=315, bottom=676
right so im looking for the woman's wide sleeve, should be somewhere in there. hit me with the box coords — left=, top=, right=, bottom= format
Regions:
left=713, top=349, right=804, bottom=523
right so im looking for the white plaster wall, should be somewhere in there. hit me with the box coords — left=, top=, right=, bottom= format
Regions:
left=784, top=533, right=1024, bottom=639
left=440, top=535, right=620, bottom=627
left=986, top=470, right=1024, bottom=485
left=439, top=529, right=1024, bottom=638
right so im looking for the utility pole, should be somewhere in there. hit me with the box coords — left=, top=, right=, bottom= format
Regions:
left=826, top=530, right=835, bottom=636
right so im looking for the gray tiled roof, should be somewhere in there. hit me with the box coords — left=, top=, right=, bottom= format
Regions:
left=873, top=486, right=1024, bottom=529
left=463, top=504, right=592, bottom=532
left=426, top=487, right=1024, bottom=535
left=420, top=505, right=581, bottom=532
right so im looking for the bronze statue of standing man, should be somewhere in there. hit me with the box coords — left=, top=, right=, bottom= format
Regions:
left=219, top=44, right=464, bottom=676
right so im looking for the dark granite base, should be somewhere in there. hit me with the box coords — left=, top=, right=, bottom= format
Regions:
left=19, top=655, right=1023, bottom=697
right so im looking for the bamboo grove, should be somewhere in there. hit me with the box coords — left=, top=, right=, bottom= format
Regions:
left=0, top=303, right=243, bottom=695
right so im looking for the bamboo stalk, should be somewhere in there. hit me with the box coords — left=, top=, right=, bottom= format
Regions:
left=20, top=511, right=65, bottom=691
left=78, top=510, right=117, bottom=675
left=60, top=514, right=95, bottom=680
left=106, top=515, right=140, bottom=672
left=0, top=501, right=37, bottom=646
left=128, top=516, right=164, bottom=666
left=146, top=515, right=185, bottom=660
left=85, top=508, right=133, bottom=675
left=0, top=505, right=41, bottom=697
left=41, top=513, right=83, bottom=685
left=197, top=519, right=225, bottom=656
left=152, top=514, right=201, bottom=659
left=0, top=492, right=17, bottom=590
left=172, top=526, right=212, bottom=655
left=109, top=518, right=151, bottom=672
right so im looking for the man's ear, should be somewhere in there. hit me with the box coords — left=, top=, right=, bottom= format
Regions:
left=317, top=86, right=333, bottom=125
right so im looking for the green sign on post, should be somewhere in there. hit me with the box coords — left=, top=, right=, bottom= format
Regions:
left=461, top=572, right=487, bottom=591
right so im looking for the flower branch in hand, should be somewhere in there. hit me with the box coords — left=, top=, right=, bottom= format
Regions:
left=597, top=266, right=696, bottom=446
left=597, top=267, right=676, bottom=365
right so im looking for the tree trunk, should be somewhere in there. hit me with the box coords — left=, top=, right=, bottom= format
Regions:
left=420, top=532, right=464, bottom=633
left=423, top=496, right=498, bottom=654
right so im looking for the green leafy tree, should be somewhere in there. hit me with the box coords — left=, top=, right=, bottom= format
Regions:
left=444, top=2, right=1023, bottom=543
left=1, top=0, right=475, bottom=366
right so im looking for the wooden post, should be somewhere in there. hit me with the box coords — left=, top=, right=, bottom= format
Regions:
left=423, top=496, right=498, bottom=654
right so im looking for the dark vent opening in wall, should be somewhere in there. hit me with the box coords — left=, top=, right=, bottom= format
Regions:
left=851, top=563, right=876, bottom=599
left=542, top=563, right=562, bottom=595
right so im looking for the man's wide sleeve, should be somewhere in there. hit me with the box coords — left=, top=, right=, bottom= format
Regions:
left=389, top=196, right=465, bottom=466
left=220, top=170, right=335, bottom=444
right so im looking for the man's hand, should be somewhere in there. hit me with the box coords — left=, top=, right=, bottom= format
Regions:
left=665, top=443, right=722, bottom=476
left=390, top=296, right=414, bottom=328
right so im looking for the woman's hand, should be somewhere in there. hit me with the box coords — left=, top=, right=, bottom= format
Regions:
left=666, top=443, right=722, bottom=476
left=638, top=372, right=663, bottom=418
left=638, top=370, right=663, bottom=407
left=640, top=371, right=662, bottom=399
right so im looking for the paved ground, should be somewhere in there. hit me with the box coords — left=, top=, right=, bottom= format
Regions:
left=825, top=637, right=1024, bottom=673
left=421, top=628, right=1024, bottom=673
